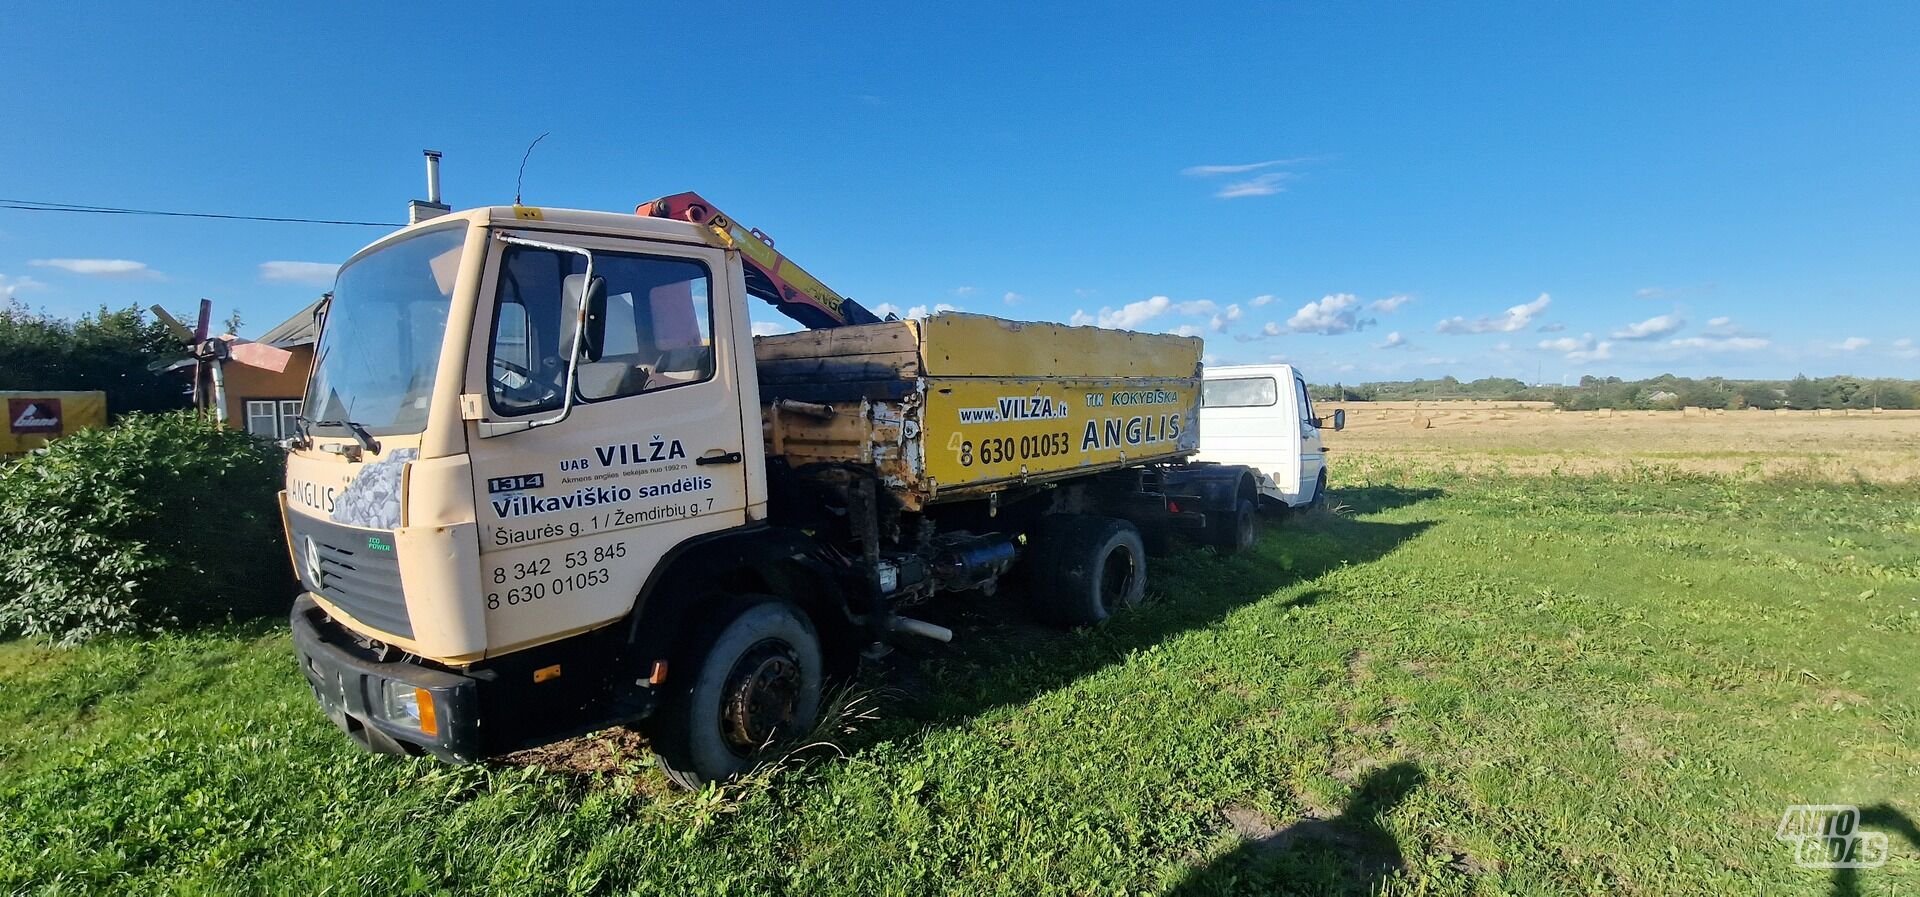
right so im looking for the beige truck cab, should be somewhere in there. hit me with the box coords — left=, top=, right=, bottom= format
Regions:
left=284, top=201, right=1262, bottom=785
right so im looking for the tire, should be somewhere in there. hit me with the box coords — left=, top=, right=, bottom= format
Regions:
left=1027, top=515, right=1147, bottom=627
left=644, top=597, right=823, bottom=789
left=1306, top=471, right=1329, bottom=510
left=1207, top=495, right=1259, bottom=554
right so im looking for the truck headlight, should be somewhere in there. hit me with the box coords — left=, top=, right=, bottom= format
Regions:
left=382, top=681, right=439, bottom=736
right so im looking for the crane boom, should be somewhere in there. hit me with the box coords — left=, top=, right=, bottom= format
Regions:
left=636, top=192, right=882, bottom=330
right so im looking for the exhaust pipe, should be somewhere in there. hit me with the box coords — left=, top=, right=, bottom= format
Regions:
left=885, top=616, right=953, bottom=643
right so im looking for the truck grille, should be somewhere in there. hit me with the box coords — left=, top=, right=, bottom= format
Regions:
left=288, top=513, right=413, bottom=639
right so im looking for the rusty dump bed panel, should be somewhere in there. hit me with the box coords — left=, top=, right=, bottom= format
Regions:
left=754, top=313, right=1203, bottom=509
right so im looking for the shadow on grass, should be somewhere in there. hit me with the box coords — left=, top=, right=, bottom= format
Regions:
left=855, top=482, right=1442, bottom=753
left=1164, top=761, right=1426, bottom=897
left=506, top=483, right=1440, bottom=787
left=1831, top=804, right=1920, bottom=897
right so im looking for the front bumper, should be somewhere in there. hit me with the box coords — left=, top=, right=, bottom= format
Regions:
left=290, top=595, right=483, bottom=761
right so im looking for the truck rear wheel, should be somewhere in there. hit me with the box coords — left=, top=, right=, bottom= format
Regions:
left=645, top=597, right=823, bottom=789
left=1028, top=515, right=1147, bottom=627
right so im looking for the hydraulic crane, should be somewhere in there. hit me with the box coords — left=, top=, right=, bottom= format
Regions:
left=636, top=192, right=883, bottom=330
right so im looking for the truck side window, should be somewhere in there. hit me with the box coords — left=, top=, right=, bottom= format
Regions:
left=487, top=246, right=715, bottom=415
left=1296, top=378, right=1315, bottom=424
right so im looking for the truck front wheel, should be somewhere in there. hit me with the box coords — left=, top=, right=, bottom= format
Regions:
left=645, top=597, right=823, bottom=789
left=1029, top=515, right=1147, bottom=627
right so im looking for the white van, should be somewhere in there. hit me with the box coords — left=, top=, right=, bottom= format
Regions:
left=1196, top=363, right=1344, bottom=510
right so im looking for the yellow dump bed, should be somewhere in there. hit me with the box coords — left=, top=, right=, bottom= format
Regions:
left=755, top=313, right=1202, bottom=509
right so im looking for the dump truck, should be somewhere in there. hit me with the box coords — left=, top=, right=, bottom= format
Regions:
left=284, top=193, right=1263, bottom=786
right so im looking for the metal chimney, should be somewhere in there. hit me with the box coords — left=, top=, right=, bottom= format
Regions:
left=408, top=149, right=451, bottom=224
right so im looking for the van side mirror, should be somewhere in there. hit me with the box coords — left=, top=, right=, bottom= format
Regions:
left=1332, top=408, right=1346, bottom=431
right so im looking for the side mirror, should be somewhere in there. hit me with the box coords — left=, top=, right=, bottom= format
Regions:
left=565, top=274, right=609, bottom=363
left=1332, top=408, right=1346, bottom=431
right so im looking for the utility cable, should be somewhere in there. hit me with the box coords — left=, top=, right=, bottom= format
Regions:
left=0, top=198, right=402, bottom=227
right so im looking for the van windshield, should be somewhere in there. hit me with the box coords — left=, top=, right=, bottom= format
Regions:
left=303, top=224, right=468, bottom=436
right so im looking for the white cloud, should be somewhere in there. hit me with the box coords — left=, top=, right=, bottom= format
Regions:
left=1837, top=337, right=1870, bottom=352
left=1536, top=322, right=1566, bottom=333
left=1248, top=294, right=1277, bottom=307
left=1262, top=322, right=1283, bottom=337
left=1611, top=314, right=1685, bottom=340
left=1174, top=299, right=1217, bottom=316
left=1181, top=159, right=1305, bottom=176
left=1002, top=291, right=1023, bottom=305
left=1539, top=334, right=1595, bottom=354
left=259, top=260, right=338, bottom=285
left=1636, top=287, right=1667, bottom=299
left=1540, top=331, right=1613, bottom=361
left=1436, top=293, right=1551, bottom=334
left=1072, top=295, right=1172, bottom=330
left=905, top=303, right=959, bottom=319
left=0, top=273, right=48, bottom=299
left=1366, top=294, right=1412, bottom=314
left=751, top=320, right=798, bottom=337
left=1668, top=336, right=1770, bottom=352
left=1892, top=337, right=1917, bottom=359
left=1215, top=172, right=1293, bottom=198
left=1375, top=331, right=1408, bottom=349
left=1168, top=323, right=1205, bottom=338
left=1700, top=316, right=1759, bottom=338
left=30, top=258, right=161, bottom=279
left=952, top=286, right=978, bottom=296
left=1208, top=304, right=1242, bottom=332
left=1286, top=293, right=1375, bottom=335
left=1567, top=341, right=1613, bottom=362
left=873, top=302, right=903, bottom=318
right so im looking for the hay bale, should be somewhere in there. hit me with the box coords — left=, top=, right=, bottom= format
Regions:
left=1412, top=415, right=1433, bottom=429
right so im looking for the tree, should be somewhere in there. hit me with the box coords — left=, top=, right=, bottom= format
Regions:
left=0, top=301, right=190, bottom=416
left=1785, top=374, right=1821, bottom=410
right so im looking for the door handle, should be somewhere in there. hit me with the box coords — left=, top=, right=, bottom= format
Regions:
left=696, top=451, right=743, bottom=466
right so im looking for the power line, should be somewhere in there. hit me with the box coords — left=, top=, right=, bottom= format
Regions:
left=0, top=198, right=402, bottom=228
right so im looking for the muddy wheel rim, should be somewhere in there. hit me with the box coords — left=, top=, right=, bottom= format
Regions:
left=719, top=639, right=802, bottom=756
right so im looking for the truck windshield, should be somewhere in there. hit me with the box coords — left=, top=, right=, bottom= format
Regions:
left=304, top=224, right=468, bottom=436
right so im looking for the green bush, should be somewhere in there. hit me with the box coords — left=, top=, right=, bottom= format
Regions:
left=0, top=411, right=289, bottom=643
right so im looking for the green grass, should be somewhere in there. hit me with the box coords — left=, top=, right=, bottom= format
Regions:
left=3, top=467, right=1917, bottom=895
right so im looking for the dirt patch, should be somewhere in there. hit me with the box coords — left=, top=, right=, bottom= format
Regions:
left=1224, top=804, right=1284, bottom=839
left=500, top=726, right=653, bottom=777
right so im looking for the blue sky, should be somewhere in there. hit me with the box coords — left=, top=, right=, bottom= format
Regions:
left=3, top=3, right=1916, bottom=382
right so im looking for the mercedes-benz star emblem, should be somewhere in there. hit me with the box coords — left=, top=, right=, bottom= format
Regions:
left=303, top=535, right=324, bottom=586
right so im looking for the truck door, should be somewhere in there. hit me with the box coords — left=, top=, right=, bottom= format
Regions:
left=1295, top=375, right=1325, bottom=501
left=464, top=235, right=749, bottom=653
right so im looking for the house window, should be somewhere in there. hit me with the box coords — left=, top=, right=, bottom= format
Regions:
left=244, top=398, right=304, bottom=439
left=245, top=400, right=279, bottom=437
left=278, top=400, right=303, bottom=439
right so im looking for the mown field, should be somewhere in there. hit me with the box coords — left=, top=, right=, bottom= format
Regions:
left=3, top=444, right=1917, bottom=894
